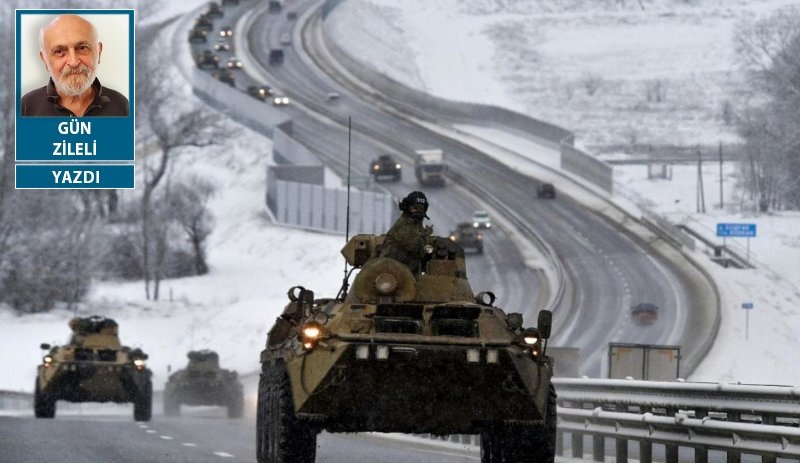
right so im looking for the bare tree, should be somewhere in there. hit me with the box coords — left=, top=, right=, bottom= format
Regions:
left=136, top=24, right=224, bottom=300
left=167, top=176, right=216, bottom=276
left=734, top=7, right=800, bottom=210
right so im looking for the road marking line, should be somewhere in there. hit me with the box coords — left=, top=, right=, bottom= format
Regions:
left=213, top=451, right=235, bottom=458
left=160, top=436, right=173, bottom=440
left=138, top=425, right=148, bottom=429
left=146, top=430, right=157, bottom=434
left=182, top=443, right=197, bottom=447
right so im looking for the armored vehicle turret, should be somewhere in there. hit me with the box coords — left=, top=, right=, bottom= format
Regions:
left=164, top=349, right=244, bottom=418
left=257, top=234, right=556, bottom=463
left=35, top=315, right=152, bottom=421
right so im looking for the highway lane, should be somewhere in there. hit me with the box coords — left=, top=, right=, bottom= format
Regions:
left=0, top=412, right=479, bottom=463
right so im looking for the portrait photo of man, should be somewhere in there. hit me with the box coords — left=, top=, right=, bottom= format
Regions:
left=19, top=13, right=130, bottom=117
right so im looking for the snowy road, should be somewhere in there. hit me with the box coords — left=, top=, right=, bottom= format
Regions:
left=0, top=414, right=480, bottom=463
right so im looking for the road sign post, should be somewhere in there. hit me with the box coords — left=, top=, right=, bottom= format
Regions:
left=717, top=224, right=757, bottom=265
left=742, top=302, right=754, bottom=340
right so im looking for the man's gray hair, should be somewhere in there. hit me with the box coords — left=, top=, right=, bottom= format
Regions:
left=38, top=15, right=99, bottom=52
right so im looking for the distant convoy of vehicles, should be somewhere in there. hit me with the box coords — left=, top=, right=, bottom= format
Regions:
left=34, top=317, right=241, bottom=422
left=189, top=2, right=293, bottom=107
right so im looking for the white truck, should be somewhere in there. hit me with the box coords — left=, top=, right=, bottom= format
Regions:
left=414, top=149, right=446, bottom=187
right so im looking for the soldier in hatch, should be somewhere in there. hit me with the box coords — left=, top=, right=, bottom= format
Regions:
left=379, top=191, right=433, bottom=274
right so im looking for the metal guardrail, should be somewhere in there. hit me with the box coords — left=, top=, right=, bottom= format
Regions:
left=555, top=378, right=800, bottom=463
left=0, top=391, right=33, bottom=411
left=9, top=377, right=800, bottom=463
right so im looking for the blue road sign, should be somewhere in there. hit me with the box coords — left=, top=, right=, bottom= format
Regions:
left=717, top=223, right=757, bottom=238
left=742, top=302, right=754, bottom=310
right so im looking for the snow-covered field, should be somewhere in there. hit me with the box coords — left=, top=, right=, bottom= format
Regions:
left=3, top=0, right=800, bottom=394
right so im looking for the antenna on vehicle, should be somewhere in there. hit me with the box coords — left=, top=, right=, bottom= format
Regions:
left=337, top=117, right=354, bottom=301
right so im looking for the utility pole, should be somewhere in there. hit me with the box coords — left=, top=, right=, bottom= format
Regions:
left=696, top=147, right=706, bottom=213
left=719, top=142, right=724, bottom=209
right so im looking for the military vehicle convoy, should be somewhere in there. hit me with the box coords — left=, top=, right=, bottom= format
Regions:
left=34, top=316, right=152, bottom=421
left=163, top=349, right=244, bottom=418
left=257, top=234, right=556, bottom=463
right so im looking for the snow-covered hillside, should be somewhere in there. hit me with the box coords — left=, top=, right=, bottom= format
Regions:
left=327, top=0, right=798, bottom=149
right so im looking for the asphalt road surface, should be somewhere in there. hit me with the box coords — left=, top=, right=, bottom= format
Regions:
left=0, top=410, right=479, bottom=463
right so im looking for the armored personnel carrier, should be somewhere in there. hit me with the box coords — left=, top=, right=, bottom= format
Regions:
left=257, top=234, right=556, bottom=463
left=163, top=349, right=244, bottom=418
left=34, top=316, right=152, bottom=421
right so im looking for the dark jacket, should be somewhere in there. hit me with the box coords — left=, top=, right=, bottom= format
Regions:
left=380, top=214, right=431, bottom=273
left=20, top=78, right=129, bottom=117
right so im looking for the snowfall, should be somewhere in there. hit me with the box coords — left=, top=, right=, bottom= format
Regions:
left=3, top=0, right=800, bottom=397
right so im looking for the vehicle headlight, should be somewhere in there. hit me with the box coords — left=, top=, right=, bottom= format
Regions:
left=395, top=164, right=401, bottom=169
left=300, top=321, right=325, bottom=350
left=524, top=333, right=539, bottom=346
left=519, top=328, right=542, bottom=357
left=373, top=165, right=379, bottom=171
left=517, top=328, right=542, bottom=358
left=473, top=222, right=479, bottom=228
left=133, top=359, right=146, bottom=370
left=43, top=356, right=53, bottom=366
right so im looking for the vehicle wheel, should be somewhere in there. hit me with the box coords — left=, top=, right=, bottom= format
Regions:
left=228, top=389, right=244, bottom=419
left=163, top=392, right=180, bottom=417
left=34, top=378, right=56, bottom=419
left=133, top=380, right=153, bottom=422
left=256, top=364, right=317, bottom=463
left=527, top=384, right=557, bottom=463
left=480, top=384, right=557, bottom=463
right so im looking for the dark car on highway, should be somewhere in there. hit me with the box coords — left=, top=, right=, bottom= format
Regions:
left=188, top=29, right=207, bottom=44
left=213, top=69, right=236, bottom=86
left=247, top=85, right=274, bottom=101
left=537, top=183, right=556, bottom=199
left=631, top=303, right=659, bottom=325
left=196, top=50, right=220, bottom=69
left=370, top=154, right=402, bottom=182
left=207, top=2, right=223, bottom=18
left=449, top=222, right=484, bottom=254
left=194, top=15, right=213, bottom=32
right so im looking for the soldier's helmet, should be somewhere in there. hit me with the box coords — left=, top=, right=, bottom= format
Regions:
left=399, top=191, right=429, bottom=219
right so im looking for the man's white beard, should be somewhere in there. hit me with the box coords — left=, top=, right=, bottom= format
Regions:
left=53, top=63, right=95, bottom=97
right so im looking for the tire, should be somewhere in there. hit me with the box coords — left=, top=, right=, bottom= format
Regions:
left=480, top=384, right=557, bottom=463
left=256, top=364, right=317, bottom=463
left=133, top=381, right=153, bottom=422
left=228, top=389, right=244, bottom=419
left=163, top=392, right=180, bottom=417
left=34, top=378, right=56, bottom=419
